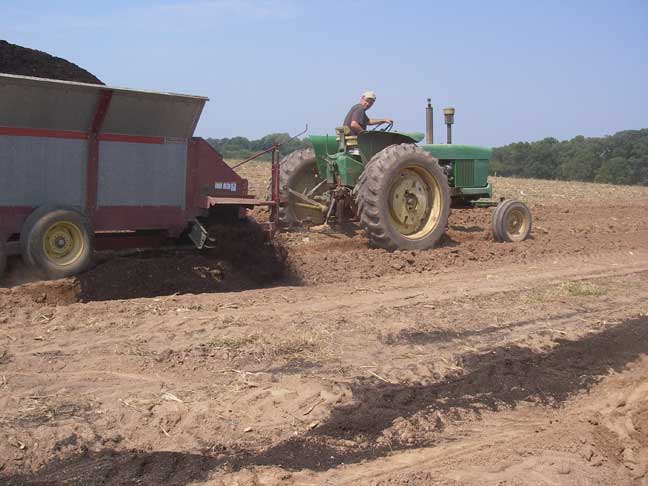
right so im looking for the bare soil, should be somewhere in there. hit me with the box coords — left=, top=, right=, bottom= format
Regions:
left=1, top=164, right=648, bottom=485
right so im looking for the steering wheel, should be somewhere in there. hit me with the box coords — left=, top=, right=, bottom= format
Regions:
left=370, top=121, right=394, bottom=132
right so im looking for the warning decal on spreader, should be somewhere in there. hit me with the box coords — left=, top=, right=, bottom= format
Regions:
left=214, top=182, right=237, bottom=192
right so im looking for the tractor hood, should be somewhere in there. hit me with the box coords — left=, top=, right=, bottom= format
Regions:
left=421, top=144, right=492, bottom=161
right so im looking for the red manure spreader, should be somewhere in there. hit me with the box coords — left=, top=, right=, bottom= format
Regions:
left=0, top=73, right=278, bottom=280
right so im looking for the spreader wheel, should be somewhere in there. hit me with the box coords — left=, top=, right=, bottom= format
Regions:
left=278, top=149, right=328, bottom=226
left=492, top=200, right=532, bottom=242
left=21, top=207, right=94, bottom=279
left=357, top=143, right=451, bottom=251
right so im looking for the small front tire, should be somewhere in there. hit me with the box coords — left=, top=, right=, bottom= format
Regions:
left=492, top=200, right=532, bottom=242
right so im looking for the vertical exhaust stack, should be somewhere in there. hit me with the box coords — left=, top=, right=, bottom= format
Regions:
left=425, top=99, right=433, bottom=144
left=443, top=107, right=455, bottom=144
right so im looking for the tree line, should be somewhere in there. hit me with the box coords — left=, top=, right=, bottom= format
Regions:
left=491, top=129, right=648, bottom=185
left=206, top=133, right=311, bottom=161
left=208, top=128, right=648, bottom=186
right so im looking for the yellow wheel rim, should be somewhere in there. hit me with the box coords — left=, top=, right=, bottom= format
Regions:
left=388, top=165, right=442, bottom=239
left=43, top=221, right=85, bottom=266
left=505, top=207, right=530, bottom=240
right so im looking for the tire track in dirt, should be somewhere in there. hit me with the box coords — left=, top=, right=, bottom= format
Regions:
left=293, top=353, right=648, bottom=486
left=9, top=313, right=648, bottom=485
left=4, top=248, right=646, bottom=372
left=1, top=245, right=647, bottom=484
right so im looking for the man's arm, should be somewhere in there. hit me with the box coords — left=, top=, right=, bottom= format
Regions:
left=349, top=120, right=364, bottom=135
left=368, top=117, right=393, bottom=125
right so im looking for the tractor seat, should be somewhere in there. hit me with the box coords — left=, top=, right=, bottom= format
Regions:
left=336, top=126, right=358, bottom=148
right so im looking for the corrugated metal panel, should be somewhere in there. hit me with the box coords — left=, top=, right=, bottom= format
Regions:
left=102, top=90, right=204, bottom=138
left=0, top=75, right=97, bottom=132
left=97, top=141, right=187, bottom=207
left=0, top=73, right=208, bottom=138
left=0, top=136, right=86, bottom=206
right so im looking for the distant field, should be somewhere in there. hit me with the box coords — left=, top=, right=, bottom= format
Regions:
left=228, top=157, right=648, bottom=205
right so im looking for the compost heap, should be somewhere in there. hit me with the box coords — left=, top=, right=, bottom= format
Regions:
left=0, top=40, right=103, bottom=84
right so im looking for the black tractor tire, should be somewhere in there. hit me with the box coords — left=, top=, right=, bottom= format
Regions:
left=21, top=207, right=95, bottom=279
left=277, top=149, right=327, bottom=226
left=0, top=237, right=6, bottom=282
left=355, top=156, right=378, bottom=219
left=490, top=200, right=508, bottom=242
left=357, top=143, right=451, bottom=251
left=492, top=199, right=532, bottom=242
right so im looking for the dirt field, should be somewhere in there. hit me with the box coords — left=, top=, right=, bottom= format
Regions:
left=1, top=163, right=648, bottom=485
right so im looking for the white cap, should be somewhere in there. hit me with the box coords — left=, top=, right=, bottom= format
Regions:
left=362, top=90, right=377, bottom=100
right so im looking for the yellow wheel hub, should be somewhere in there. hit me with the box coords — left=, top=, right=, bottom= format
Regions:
left=505, top=207, right=530, bottom=239
left=43, top=221, right=85, bottom=266
left=388, top=166, right=442, bottom=239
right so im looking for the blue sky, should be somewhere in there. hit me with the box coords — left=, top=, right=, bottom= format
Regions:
left=2, top=0, right=647, bottom=146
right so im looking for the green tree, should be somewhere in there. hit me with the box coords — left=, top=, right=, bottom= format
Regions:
left=525, top=137, right=560, bottom=179
left=491, top=142, right=532, bottom=177
left=490, top=129, right=648, bottom=185
left=595, top=157, right=634, bottom=184
left=206, top=133, right=311, bottom=161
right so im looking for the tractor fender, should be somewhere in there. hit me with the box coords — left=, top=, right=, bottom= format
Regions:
left=357, top=131, right=424, bottom=164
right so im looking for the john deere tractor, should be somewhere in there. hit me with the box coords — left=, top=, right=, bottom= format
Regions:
left=278, top=101, right=531, bottom=251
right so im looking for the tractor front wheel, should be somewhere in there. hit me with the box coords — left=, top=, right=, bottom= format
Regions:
left=491, top=199, right=532, bottom=242
left=278, top=149, right=327, bottom=226
left=357, top=144, right=451, bottom=251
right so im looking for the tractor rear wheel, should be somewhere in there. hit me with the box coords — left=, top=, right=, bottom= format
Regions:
left=492, top=199, right=532, bottom=242
left=278, top=149, right=327, bottom=226
left=357, top=144, right=451, bottom=251
left=22, top=207, right=94, bottom=279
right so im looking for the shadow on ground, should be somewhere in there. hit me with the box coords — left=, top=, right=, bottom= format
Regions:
left=5, top=315, right=647, bottom=485
left=77, top=220, right=299, bottom=302
left=1, top=219, right=301, bottom=303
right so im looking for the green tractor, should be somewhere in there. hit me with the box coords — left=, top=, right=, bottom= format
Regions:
left=278, top=102, right=532, bottom=251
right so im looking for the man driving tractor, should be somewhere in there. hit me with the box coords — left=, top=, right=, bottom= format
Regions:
left=343, top=90, right=393, bottom=135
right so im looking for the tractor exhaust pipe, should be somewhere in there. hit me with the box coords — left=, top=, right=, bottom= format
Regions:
left=443, top=107, right=455, bottom=144
left=425, top=99, right=433, bottom=144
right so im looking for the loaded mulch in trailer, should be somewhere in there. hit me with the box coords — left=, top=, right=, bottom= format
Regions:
left=0, top=39, right=103, bottom=84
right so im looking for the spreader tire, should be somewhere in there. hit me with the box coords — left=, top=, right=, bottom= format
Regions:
left=20, top=205, right=70, bottom=266
left=492, top=199, right=532, bottom=242
left=23, top=207, right=94, bottom=279
left=278, top=149, right=327, bottom=226
left=357, top=144, right=451, bottom=251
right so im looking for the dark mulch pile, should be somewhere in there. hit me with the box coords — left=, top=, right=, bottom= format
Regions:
left=0, top=39, right=103, bottom=84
